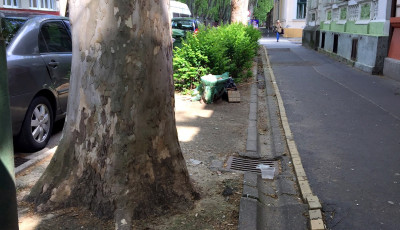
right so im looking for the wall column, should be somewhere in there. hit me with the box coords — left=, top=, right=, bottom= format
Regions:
left=388, top=0, right=400, bottom=60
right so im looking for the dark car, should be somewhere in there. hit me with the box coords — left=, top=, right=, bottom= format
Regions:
left=172, top=17, right=200, bottom=48
left=172, top=17, right=199, bottom=33
left=1, top=11, right=71, bottom=151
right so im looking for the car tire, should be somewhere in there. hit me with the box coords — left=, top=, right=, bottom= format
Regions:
left=18, top=96, right=53, bottom=152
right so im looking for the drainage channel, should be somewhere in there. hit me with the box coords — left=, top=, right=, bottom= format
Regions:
left=226, top=156, right=278, bottom=175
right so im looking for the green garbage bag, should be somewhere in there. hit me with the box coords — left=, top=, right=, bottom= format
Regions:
left=199, top=72, right=230, bottom=104
left=172, top=28, right=185, bottom=49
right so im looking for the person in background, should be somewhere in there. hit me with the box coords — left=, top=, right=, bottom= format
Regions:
left=275, top=20, right=282, bottom=42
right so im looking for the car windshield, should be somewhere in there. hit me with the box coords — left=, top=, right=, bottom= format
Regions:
left=1, top=17, right=27, bottom=47
left=172, top=19, right=195, bottom=31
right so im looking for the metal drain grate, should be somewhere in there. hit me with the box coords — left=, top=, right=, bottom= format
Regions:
left=226, top=156, right=277, bottom=174
left=14, top=157, right=29, bottom=167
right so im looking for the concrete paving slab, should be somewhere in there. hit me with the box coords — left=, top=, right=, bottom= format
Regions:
left=276, top=176, right=297, bottom=196
left=257, top=203, right=308, bottom=230
left=243, top=172, right=258, bottom=187
left=243, top=185, right=259, bottom=199
left=238, top=197, right=258, bottom=230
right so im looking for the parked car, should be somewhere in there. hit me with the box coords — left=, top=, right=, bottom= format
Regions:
left=172, top=17, right=199, bottom=33
left=172, top=17, right=200, bottom=48
left=1, top=11, right=71, bottom=151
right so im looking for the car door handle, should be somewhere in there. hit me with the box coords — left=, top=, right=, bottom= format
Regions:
left=48, top=60, right=59, bottom=68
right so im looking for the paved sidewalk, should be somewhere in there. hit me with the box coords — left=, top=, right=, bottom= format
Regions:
left=260, top=34, right=400, bottom=229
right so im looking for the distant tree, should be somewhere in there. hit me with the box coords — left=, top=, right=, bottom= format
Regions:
left=231, top=0, right=249, bottom=24
left=177, top=0, right=272, bottom=24
left=176, top=0, right=231, bottom=24
left=252, top=0, right=273, bottom=22
left=28, top=0, right=196, bottom=228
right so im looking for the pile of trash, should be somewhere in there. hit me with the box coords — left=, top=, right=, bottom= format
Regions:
left=191, top=72, right=237, bottom=104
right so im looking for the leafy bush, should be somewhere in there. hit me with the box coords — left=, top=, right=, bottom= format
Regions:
left=173, top=34, right=209, bottom=92
left=173, top=23, right=261, bottom=92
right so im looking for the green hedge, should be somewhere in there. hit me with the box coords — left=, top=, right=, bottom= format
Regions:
left=173, top=23, right=261, bottom=92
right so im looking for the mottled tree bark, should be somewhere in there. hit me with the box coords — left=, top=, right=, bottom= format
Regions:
left=231, top=0, right=249, bottom=24
left=28, top=0, right=196, bottom=229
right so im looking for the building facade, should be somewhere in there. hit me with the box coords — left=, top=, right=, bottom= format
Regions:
left=383, top=0, right=400, bottom=81
left=273, top=0, right=307, bottom=37
left=304, top=0, right=394, bottom=75
left=1, top=0, right=67, bottom=16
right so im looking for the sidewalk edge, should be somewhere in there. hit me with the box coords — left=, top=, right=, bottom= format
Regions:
left=15, top=147, right=56, bottom=176
left=261, top=46, right=326, bottom=230
left=238, top=61, right=259, bottom=230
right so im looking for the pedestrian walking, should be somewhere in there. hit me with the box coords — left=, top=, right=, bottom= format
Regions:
left=275, top=20, right=282, bottom=42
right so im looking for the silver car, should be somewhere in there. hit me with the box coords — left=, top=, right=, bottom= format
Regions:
left=1, top=11, right=71, bottom=151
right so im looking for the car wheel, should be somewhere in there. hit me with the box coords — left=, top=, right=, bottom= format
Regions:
left=18, top=96, right=53, bottom=152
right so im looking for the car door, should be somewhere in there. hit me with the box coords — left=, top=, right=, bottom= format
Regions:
left=39, top=20, right=72, bottom=113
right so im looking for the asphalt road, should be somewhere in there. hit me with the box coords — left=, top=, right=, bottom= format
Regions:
left=260, top=37, right=400, bottom=229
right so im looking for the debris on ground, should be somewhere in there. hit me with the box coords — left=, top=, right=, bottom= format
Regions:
left=17, top=80, right=252, bottom=230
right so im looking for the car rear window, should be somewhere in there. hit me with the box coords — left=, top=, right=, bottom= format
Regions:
left=172, top=19, right=195, bottom=31
left=39, top=21, right=72, bottom=53
left=1, top=17, right=27, bottom=47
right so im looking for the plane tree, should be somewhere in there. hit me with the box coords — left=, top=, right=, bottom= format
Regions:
left=28, top=1, right=196, bottom=229
left=231, top=0, right=249, bottom=24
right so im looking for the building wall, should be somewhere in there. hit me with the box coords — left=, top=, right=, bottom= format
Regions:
left=304, top=0, right=392, bottom=74
left=0, top=0, right=63, bottom=15
left=274, top=0, right=307, bottom=37
left=383, top=0, right=400, bottom=81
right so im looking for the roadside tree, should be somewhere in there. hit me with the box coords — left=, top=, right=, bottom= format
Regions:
left=231, top=0, right=249, bottom=24
left=252, top=0, right=273, bottom=23
left=177, top=0, right=232, bottom=24
left=28, top=0, right=196, bottom=229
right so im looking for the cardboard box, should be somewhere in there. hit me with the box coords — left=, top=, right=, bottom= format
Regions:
left=228, top=90, right=240, bottom=103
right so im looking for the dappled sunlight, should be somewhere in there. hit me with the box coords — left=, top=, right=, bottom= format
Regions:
left=19, top=214, right=41, bottom=230
left=174, top=94, right=214, bottom=123
left=177, top=126, right=201, bottom=142
left=175, top=109, right=214, bottom=122
left=174, top=94, right=214, bottom=142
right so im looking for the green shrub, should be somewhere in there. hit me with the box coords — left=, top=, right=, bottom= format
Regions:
left=173, top=23, right=261, bottom=92
left=173, top=34, right=209, bottom=92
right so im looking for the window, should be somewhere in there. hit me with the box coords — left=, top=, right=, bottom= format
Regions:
left=30, top=0, right=55, bottom=10
left=340, top=7, right=347, bottom=20
left=327, top=10, right=332, bottom=21
left=39, top=21, right=72, bottom=53
left=297, top=0, right=307, bottom=19
left=360, top=3, right=371, bottom=20
left=3, top=0, right=19, bottom=8
left=321, top=32, right=325, bottom=49
left=1, top=18, right=27, bottom=47
left=172, top=19, right=196, bottom=31
left=172, top=13, right=190, bottom=18
left=333, top=34, right=338, bottom=54
left=351, top=38, right=358, bottom=61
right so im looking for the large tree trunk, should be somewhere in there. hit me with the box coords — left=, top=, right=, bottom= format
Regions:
left=248, top=0, right=255, bottom=17
left=28, top=0, right=196, bottom=228
left=231, top=0, right=249, bottom=24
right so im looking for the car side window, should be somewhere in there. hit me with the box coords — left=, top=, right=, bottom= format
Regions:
left=39, top=21, right=72, bottom=53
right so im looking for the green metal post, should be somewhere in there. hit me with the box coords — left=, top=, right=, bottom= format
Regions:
left=0, top=14, right=19, bottom=230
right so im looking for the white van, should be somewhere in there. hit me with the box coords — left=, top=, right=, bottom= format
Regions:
left=170, top=1, right=191, bottom=18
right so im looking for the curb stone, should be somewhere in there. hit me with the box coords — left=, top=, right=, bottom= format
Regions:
left=15, top=147, right=57, bottom=176
left=241, top=62, right=260, bottom=159
left=238, top=61, right=260, bottom=230
left=261, top=46, right=326, bottom=230
left=238, top=197, right=258, bottom=229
